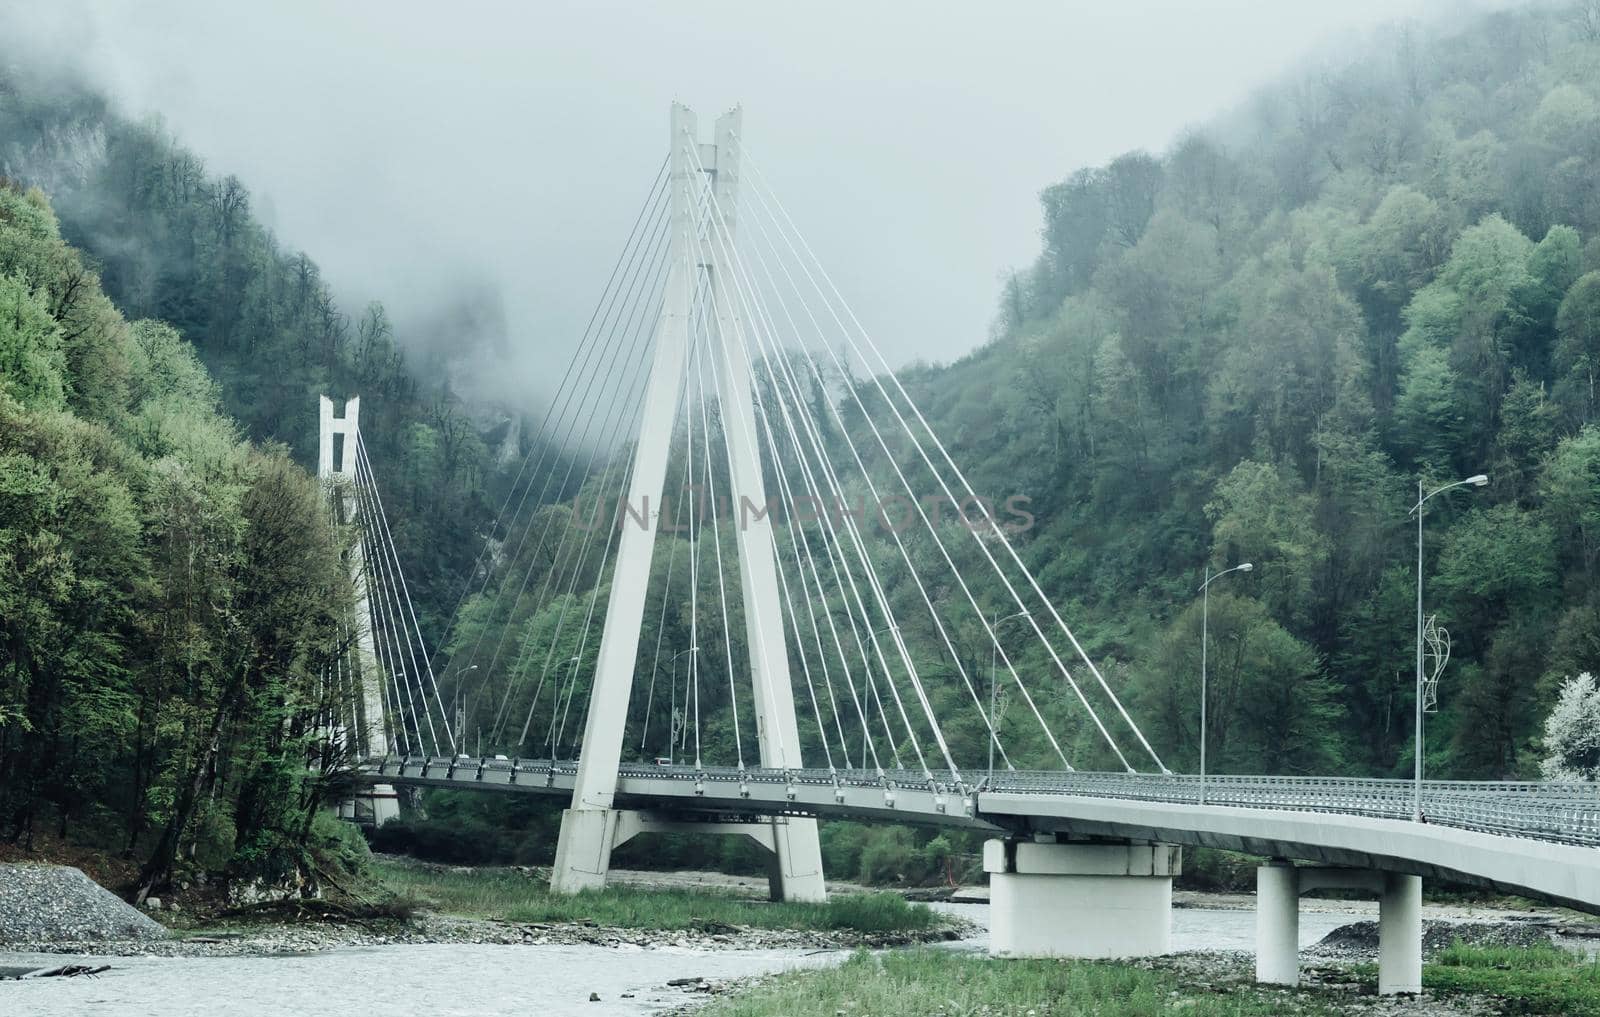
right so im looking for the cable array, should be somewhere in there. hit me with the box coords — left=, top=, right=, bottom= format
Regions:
left=381, top=127, right=1165, bottom=781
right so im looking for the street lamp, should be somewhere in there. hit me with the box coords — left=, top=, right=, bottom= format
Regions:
left=448, top=664, right=479, bottom=755
left=989, top=610, right=1031, bottom=785
left=659, top=647, right=695, bottom=763
left=547, top=655, right=582, bottom=756
left=1198, top=561, right=1252, bottom=805
left=1409, top=473, right=1488, bottom=821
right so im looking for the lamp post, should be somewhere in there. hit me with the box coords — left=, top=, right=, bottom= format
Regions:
left=451, top=664, right=478, bottom=756
left=663, top=647, right=695, bottom=763
left=1410, top=474, right=1488, bottom=821
left=1198, top=562, right=1252, bottom=805
left=550, top=654, right=581, bottom=756
left=989, top=610, right=1031, bottom=785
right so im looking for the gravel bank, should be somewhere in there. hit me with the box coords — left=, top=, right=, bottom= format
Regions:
left=2, top=910, right=963, bottom=958
left=1136, top=952, right=1500, bottom=1016
left=0, top=864, right=167, bottom=945
left=1312, top=918, right=1557, bottom=960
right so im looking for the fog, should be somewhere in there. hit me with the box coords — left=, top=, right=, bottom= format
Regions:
left=2, top=0, right=1489, bottom=406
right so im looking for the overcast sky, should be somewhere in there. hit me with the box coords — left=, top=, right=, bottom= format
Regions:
left=4, top=0, right=1487, bottom=403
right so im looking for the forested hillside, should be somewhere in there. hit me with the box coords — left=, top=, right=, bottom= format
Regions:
left=0, top=182, right=356, bottom=896
left=0, top=65, right=503, bottom=637
left=904, top=2, right=1600, bottom=780
left=0, top=63, right=528, bottom=891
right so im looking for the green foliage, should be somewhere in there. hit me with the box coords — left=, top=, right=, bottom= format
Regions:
left=369, top=858, right=940, bottom=934
left=1557, top=273, right=1600, bottom=420
left=1425, top=940, right=1600, bottom=1016
left=309, top=809, right=373, bottom=881
left=368, top=790, right=564, bottom=867
left=1132, top=594, right=1343, bottom=775
left=1178, top=847, right=1261, bottom=892
left=0, top=182, right=351, bottom=896
left=0, top=270, right=65, bottom=410
left=910, top=4, right=1600, bottom=783
left=0, top=66, right=497, bottom=652
left=698, top=950, right=1342, bottom=1017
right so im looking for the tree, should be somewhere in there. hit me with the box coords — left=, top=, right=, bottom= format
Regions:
left=1556, top=273, right=1600, bottom=422
left=0, top=273, right=65, bottom=410
left=1131, top=594, right=1343, bottom=775
left=1392, top=347, right=1465, bottom=468
left=1335, top=184, right=1450, bottom=336
left=1541, top=426, right=1600, bottom=582
left=1539, top=672, right=1600, bottom=781
left=1205, top=460, right=1327, bottom=625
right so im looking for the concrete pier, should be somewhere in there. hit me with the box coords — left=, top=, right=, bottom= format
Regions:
left=1379, top=872, right=1423, bottom=995
left=337, top=785, right=400, bottom=827
left=985, top=838, right=1180, bottom=958
left=552, top=807, right=825, bottom=902
left=1254, top=862, right=1422, bottom=995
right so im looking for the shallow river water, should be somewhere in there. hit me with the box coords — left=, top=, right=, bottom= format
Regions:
left=0, top=906, right=1356, bottom=1017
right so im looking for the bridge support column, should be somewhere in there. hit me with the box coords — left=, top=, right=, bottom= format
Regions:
left=1379, top=873, right=1423, bottom=995
left=320, top=393, right=399, bottom=829
left=985, top=838, right=1178, bottom=958
left=1252, top=864, right=1422, bottom=995
left=551, top=808, right=621, bottom=895
left=336, top=787, right=400, bottom=828
left=551, top=103, right=825, bottom=904
left=1255, top=861, right=1300, bottom=985
left=552, top=807, right=823, bottom=900
left=763, top=816, right=826, bottom=903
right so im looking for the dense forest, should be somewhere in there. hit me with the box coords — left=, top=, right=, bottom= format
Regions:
left=0, top=64, right=518, bottom=890
left=922, top=1, right=1600, bottom=782
left=0, top=181, right=358, bottom=897
left=6, top=1, right=1600, bottom=886
left=0, top=64, right=503, bottom=640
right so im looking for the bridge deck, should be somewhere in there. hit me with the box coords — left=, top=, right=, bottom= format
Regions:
left=360, top=757, right=1600, bottom=911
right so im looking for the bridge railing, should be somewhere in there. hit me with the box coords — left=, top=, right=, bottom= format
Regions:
left=366, top=755, right=1600, bottom=848
left=983, top=771, right=1600, bottom=847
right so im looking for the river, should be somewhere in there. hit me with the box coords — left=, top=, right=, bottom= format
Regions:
left=0, top=905, right=1358, bottom=1017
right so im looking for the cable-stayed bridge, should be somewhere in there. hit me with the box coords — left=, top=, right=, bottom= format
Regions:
left=319, top=104, right=1600, bottom=996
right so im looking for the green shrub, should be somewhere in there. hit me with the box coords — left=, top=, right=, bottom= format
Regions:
left=816, top=892, right=935, bottom=933
left=1178, top=847, right=1260, bottom=892
left=311, top=809, right=372, bottom=879
left=1424, top=940, right=1600, bottom=1016
left=190, top=805, right=238, bottom=872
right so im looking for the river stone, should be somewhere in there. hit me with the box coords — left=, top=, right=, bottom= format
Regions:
left=1312, top=918, right=1552, bottom=960
left=0, top=864, right=169, bottom=944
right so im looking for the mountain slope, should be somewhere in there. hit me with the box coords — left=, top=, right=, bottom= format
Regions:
left=898, top=1, right=1600, bottom=779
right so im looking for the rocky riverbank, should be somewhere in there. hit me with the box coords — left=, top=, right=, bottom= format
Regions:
left=3, top=910, right=963, bottom=958
left=0, top=864, right=168, bottom=946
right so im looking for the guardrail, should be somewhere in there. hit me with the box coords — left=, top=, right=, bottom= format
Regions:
left=365, top=756, right=1600, bottom=848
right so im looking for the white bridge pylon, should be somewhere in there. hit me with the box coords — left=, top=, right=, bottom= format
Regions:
left=319, top=395, right=400, bottom=826
left=551, top=104, right=828, bottom=901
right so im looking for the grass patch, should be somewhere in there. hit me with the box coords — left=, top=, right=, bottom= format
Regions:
left=698, top=950, right=1340, bottom=1017
left=369, top=859, right=939, bottom=934
left=1423, top=940, right=1600, bottom=1016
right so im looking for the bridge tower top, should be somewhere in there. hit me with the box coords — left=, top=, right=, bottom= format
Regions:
left=319, top=394, right=361, bottom=480
left=567, top=100, right=808, bottom=793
